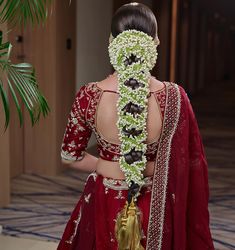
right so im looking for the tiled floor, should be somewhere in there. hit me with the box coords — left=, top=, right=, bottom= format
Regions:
left=0, top=171, right=89, bottom=242
left=0, top=235, right=58, bottom=250
left=190, top=80, right=235, bottom=250
left=0, top=81, right=234, bottom=250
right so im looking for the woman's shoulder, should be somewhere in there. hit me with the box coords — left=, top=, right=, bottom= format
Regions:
left=161, top=81, right=191, bottom=113
left=175, top=83, right=190, bottom=104
left=164, top=81, right=189, bottom=98
left=76, top=78, right=189, bottom=102
left=75, top=82, right=100, bottom=99
left=70, top=82, right=99, bottom=119
left=150, top=77, right=186, bottom=94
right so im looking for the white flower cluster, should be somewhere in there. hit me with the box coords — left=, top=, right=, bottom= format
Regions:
left=108, top=29, right=158, bottom=187
left=108, top=29, right=158, bottom=72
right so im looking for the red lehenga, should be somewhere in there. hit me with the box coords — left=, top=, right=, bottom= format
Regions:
left=58, top=81, right=215, bottom=250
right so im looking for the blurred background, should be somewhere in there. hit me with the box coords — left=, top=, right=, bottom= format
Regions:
left=0, top=0, right=234, bottom=249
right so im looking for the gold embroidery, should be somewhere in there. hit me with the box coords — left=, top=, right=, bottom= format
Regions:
left=61, top=150, right=85, bottom=161
left=84, top=172, right=97, bottom=186
left=110, top=232, right=115, bottom=243
left=65, top=207, right=82, bottom=245
left=84, top=193, right=91, bottom=203
left=172, top=193, right=176, bottom=204
left=114, top=190, right=125, bottom=200
left=103, top=176, right=153, bottom=191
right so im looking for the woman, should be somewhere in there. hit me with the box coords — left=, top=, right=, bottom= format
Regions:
left=58, top=2, right=214, bottom=250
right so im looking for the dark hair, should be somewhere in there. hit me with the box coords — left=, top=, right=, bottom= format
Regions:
left=111, top=2, right=158, bottom=40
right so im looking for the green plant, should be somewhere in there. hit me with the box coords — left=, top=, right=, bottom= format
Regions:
left=0, top=31, right=49, bottom=128
left=0, top=0, right=53, bottom=130
left=0, top=0, right=53, bottom=26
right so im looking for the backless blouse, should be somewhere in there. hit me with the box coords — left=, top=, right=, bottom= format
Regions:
left=61, top=81, right=167, bottom=162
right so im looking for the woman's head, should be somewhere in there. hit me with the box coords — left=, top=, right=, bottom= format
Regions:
left=111, top=2, right=158, bottom=41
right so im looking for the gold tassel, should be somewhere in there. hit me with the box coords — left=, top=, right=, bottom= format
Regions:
left=115, top=197, right=144, bottom=250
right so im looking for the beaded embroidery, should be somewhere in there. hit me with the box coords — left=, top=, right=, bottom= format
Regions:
left=103, top=175, right=153, bottom=191
left=65, top=207, right=82, bottom=245
left=61, top=85, right=92, bottom=162
left=146, top=82, right=181, bottom=250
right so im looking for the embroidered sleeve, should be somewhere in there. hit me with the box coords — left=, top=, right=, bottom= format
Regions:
left=184, top=89, right=215, bottom=249
left=61, top=85, right=92, bottom=161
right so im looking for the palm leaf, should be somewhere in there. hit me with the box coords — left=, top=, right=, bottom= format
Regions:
left=7, top=79, right=23, bottom=126
left=0, top=80, right=10, bottom=130
left=0, top=30, right=50, bottom=128
left=0, top=0, right=74, bottom=128
left=0, top=0, right=53, bottom=27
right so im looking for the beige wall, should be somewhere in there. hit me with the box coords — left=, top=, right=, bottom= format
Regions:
left=0, top=110, right=10, bottom=206
left=8, top=26, right=24, bottom=178
left=23, top=14, right=58, bottom=175
left=76, top=0, right=113, bottom=89
left=0, top=23, right=10, bottom=206
left=76, top=0, right=113, bottom=148
left=23, top=1, right=76, bottom=175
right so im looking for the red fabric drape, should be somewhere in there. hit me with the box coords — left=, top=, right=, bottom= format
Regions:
left=162, top=85, right=214, bottom=250
left=57, top=82, right=215, bottom=250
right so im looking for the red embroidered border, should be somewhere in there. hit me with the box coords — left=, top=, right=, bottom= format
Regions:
left=146, top=82, right=181, bottom=250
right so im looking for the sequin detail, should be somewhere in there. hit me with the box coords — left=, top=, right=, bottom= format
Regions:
left=146, top=82, right=181, bottom=250
left=65, top=207, right=82, bottom=245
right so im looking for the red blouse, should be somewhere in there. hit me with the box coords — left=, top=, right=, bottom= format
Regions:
left=61, top=81, right=166, bottom=162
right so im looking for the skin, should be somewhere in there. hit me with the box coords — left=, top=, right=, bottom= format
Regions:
left=62, top=71, right=165, bottom=179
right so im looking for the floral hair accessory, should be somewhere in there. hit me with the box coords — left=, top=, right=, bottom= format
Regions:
left=108, top=29, right=158, bottom=189
left=108, top=29, right=159, bottom=250
left=109, top=31, right=160, bottom=48
left=108, top=29, right=159, bottom=249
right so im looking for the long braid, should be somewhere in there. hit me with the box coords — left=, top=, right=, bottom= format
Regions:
left=108, top=29, right=159, bottom=250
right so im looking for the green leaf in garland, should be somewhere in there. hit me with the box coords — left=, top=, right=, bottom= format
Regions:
left=108, top=29, right=158, bottom=188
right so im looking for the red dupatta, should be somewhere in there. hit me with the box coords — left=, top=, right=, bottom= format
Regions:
left=146, top=82, right=214, bottom=250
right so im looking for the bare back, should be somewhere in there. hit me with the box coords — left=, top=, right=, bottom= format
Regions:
left=95, top=72, right=164, bottom=179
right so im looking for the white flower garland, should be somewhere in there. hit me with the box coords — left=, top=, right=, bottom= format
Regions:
left=108, top=29, right=158, bottom=189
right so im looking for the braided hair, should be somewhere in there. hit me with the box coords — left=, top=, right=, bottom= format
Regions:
left=108, top=3, right=159, bottom=249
